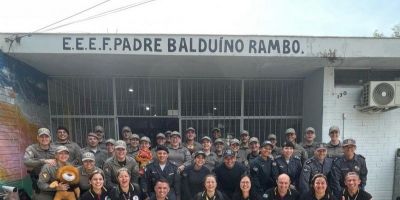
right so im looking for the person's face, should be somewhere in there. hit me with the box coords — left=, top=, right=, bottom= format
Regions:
left=202, top=140, right=212, bottom=151
left=87, top=136, right=99, bottom=147
left=314, top=149, right=327, bottom=161
left=194, top=155, right=205, bottom=167
left=37, top=134, right=51, bottom=146
left=140, top=141, right=151, bottom=149
left=286, top=132, right=296, bottom=142
left=157, top=137, right=166, bottom=145
left=345, top=174, right=361, bottom=191
left=230, top=143, right=240, bottom=152
left=130, top=138, right=139, bottom=147
left=343, top=145, right=356, bottom=158
left=90, top=173, right=104, bottom=190
left=212, top=131, right=221, bottom=139
left=117, top=171, right=130, bottom=188
left=249, top=142, right=259, bottom=152
left=154, top=182, right=170, bottom=199
left=329, top=131, right=339, bottom=141
left=83, top=160, right=95, bottom=170
left=282, top=146, right=294, bottom=158
left=313, top=177, right=327, bottom=194
left=106, top=143, right=114, bottom=153
left=240, top=176, right=251, bottom=193
left=260, top=145, right=272, bottom=157
left=223, top=156, right=236, bottom=169
left=157, top=150, right=168, bottom=163
left=57, top=129, right=69, bottom=141
left=186, top=130, right=196, bottom=140
left=269, top=138, right=277, bottom=146
left=170, top=135, right=181, bottom=147
left=122, top=130, right=132, bottom=139
left=56, top=151, right=70, bottom=163
left=277, top=175, right=290, bottom=194
left=115, top=147, right=127, bottom=160
left=215, top=142, right=224, bottom=151
left=241, top=134, right=249, bottom=143
left=204, top=176, right=217, bottom=192
left=95, top=131, right=104, bottom=140
left=305, top=131, right=315, bottom=142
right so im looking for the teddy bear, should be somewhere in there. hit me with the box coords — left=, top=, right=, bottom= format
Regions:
left=49, top=165, right=80, bottom=200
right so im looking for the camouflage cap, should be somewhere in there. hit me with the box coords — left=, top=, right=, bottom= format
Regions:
left=329, top=125, right=340, bottom=134
left=249, top=137, right=259, bottom=144
left=267, top=133, right=277, bottom=140
left=230, top=138, right=240, bottom=145
left=201, top=136, right=212, bottom=142
left=170, top=131, right=181, bottom=138
left=105, top=138, right=116, bottom=145
left=140, top=136, right=151, bottom=143
left=38, top=128, right=51, bottom=137
left=156, top=133, right=166, bottom=138
left=285, top=128, right=296, bottom=134
left=82, top=152, right=95, bottom=161
left=261, top=141, right=274, bottom=148
left=115, top=140, right=127, bottom=149
left=194, top=150, right=206, bottom=158
left=186, top=127, right=196, bottom=132
left=343, top=138, right=356, bottom=147
left=129, top=134, right=140, bottom=140
left=315, top=143, right=327, bottom=151
left=94, top=125, right=104, bottom=132
left=214, top=138, right=225, bottom=144
left=305, top=127, right=315, bottom=133
left=56, top=145, right=69, bottom=153
left=122, top=126, right=132, bottom=132
left=241, top=130, right=249, bottom=136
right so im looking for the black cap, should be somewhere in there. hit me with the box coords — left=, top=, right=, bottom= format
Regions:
left=156, top=145, right=169, bottom=153
left=282, top=141, right=295, bottom=148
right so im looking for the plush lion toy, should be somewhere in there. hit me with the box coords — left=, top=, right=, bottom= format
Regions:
left=49, top=165, right=80, bottom=200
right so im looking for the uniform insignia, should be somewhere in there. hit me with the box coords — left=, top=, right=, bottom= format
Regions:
left=354, top=166, right=360, bottom=172
left=263, top=194, right=269, bottom=198
left=303, top=166, right=310, bottom=172
left=133, top=196, right=139, bottom=200
left=42, top=172, right=48, bottom=179
left=272, top=162, right=277, bottom=166
left=253, top=167, right=258, bottom=172
left=305, top=160, right=312, bottom=165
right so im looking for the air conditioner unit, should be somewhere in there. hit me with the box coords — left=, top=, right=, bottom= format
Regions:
left=358, top=81, right=400, bottom=112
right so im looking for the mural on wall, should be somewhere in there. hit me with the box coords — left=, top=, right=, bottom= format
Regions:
left=0, top=51, right=49, bottom=187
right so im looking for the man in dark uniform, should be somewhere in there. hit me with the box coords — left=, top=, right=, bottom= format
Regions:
left=299, top=127, right=317, bottom=158
left=23, top=128, right=56, bottom=199
left=249, top=141, right=278, bottom=198
left=143, top=145, right=181, bottom=200
left=214, top=149, right=247, bottom=199
left=331, top=138, right=368, bottom=199
left=299, top=143, right=333, bottom=193
left=275, top=141, right=303, bottom=190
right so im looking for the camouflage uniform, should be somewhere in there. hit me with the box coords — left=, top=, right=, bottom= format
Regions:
left=54, top=140, right=82, bottom=166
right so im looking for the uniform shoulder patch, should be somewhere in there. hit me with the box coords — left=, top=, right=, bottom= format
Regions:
left=303, top=165, right=311, bottom=172
left=293, top=156, right=301, bottom=160
left=305, top=159, right=312, bottom=165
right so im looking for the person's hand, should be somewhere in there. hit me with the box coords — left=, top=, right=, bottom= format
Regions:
left=178, top=165, right=185, bottom=173
left=289, top=184, right=296, bottom=190
left=45, top=159, right=56, bottom=166
left=56, top=183, right=69, bottom=191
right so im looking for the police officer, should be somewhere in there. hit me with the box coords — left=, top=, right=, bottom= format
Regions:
left=299, top=143, right=333, bottom=193
left=167, top=131, right=192, bottom=172
left=181, top=150, right=210, bottom=200
left=127, top=133, right=140, bottom=158
left=94, top=125, right=107, bottom=150
left=249, top=141, right=278, bottom=198
left=103, top=140, right=140, bottom=190
left=267, top=133, right=281, bottom=158
left=183, top=127, right=202, bottom=155
left=37, top=145, right=70, bottom=200
left=230, top=138, right=249, bottom=167
left=54, top=126, right=82, bottom=166
left=81, top=132, right=108, bottom=168
left=247, top=137, right=260, bottom=162
left=105, top=138, right=116, bottom=158
left=239, top=130, right=251, bottom=153
left=299, top=127, right=318, bottom=158
left=331, top=138, right=367, bottom=199
left=326, top=125, right=343, bottom=159
left=213, top=138, right=225, bottom=165
left=200, top=136, right=219, bottom=171
left=23, top=128, right=56, bottom=199
left=77, top=152, right=105, bottom=194
left=142, top=145, right=181, bottom=200
left=275, top=141, right=303, bottom=190
left=121, top=126, right=133, bottom=145
left=285, top=128, right=308, bottom=163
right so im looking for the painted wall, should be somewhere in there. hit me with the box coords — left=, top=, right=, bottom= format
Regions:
left=0, top=51, right=49, bottom=191
left=322, top=67, right=400, bottom=200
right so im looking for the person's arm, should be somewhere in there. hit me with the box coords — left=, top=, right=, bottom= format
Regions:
left=330, top=160, right=342, bottom=199
left=174, top=169, right=182, bottom=200
left=181, top=170, right=191, bottom=200
left=102, top=162, right=117, bottom=190
left=298, top=163, right=311, bottom=193
left=249, top=162, right=263, bottom=194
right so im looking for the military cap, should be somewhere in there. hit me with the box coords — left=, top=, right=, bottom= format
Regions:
left=38, top=128, right=51, bottom=137
left=315, top=143, right=327, bottom=151
left=214, top=138, right=225, bottom=144
left=186, top=127, right=196, bottom=132
left=261, top=141, right=274, bottom=148
left=201, top=136, right=212, bottom=142
left=140, top=136, right=151, bottom=143
left=56, top=145, right=69, bottom=153
left=82, top=152, right=95, bottom=161
left=194, top=150, right=206, bottom=158
left=241, top=130, right=249, bottom=136
left=223, top=149, right=235, bottom=158
left=129, top=133, right=140, bottom=140
left=249, top=137, right=259, bottom=144
left=156, top=133, right=166, bottom=138
left=305, top=127, right=315, bottom=133
left=115, top=140, right=127, bottom=149
left=230, top=138, right=240, bottom=145
left=343, top=138, right=356, bottom=147
left=267, top=133, right=277, bottom=140
left=329, top=125, right=340, bottom=133
left=105, top=138, right=116, bottom=145
left=122, top=126, right=132, bottom=132
left=285, top=128, right=296, bottom=134
left=170, top=131, right=181, bottom=138
left=94, top=125, right=104, bottom=132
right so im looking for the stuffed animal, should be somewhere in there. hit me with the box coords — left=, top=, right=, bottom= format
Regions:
left=49, top=165, right=80, bottom=200
left=135, top=148, right=153, bottom=175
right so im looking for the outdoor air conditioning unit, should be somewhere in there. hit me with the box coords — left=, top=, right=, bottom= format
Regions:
left=357, top=81, right=400, bottom=113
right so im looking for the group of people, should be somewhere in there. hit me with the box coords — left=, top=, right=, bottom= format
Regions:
left=23, top=125, right=372, bottom=200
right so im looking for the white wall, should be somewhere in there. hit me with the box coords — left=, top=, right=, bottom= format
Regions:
left=322, top=67, right=400, bottom=200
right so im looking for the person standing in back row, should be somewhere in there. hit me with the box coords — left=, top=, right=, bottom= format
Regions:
left=326, top=125, right=343, bottom=159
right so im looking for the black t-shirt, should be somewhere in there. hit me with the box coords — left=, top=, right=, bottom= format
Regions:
left=342, top=189, right=372, bottom=200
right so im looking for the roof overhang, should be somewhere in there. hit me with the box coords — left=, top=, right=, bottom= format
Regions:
left=1, top=33, right=400, bottom=77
